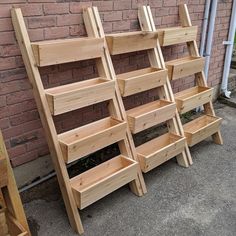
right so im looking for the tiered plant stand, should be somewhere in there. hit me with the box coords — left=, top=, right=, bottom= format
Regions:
left=0, top=131, right=30, bottom=236
left=138, top=4, right=223, bottom=148
left=83, top=7, right=192, bottom=174
left=12, top=8, right=146, bottom=235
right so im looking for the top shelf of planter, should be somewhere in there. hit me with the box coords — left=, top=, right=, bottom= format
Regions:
left=106, top=31, right=158, bottom=55
left=157, top=26, right=198, bottom=46
left=31, top=37, right=104, bottom=66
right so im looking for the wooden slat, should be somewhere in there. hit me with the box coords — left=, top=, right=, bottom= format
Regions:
left=157, top=26, right=198, bottom=46
left=137, top=133, right=186, bottom=172
left=175, top=86, right=213, bottom=114
left=117, top=67, right=167, bottom=97
left=106, top=31, right=158, bottom=55
left=58, top=117, right=127, bottom=163
left=127, top=100, right=176, bottom=133
left=166, top=56, right=205, bottom=80
left=184, top=115, right=222, bottom=146
left=45, top=78, right=115, bottom=115
left=31, top=37, right=104, bottom=66
left=0, top=156, right=7, bottom=188
left=71, top=155, right=138, bottom=209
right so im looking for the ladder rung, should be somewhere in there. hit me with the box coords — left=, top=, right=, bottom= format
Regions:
left=70, top=155, right=138, bottom=209
left=45, top=78, right=115, bottom=115
left=137, top=133, right=185, bottom=173
left=117, top=67, right=167, bottom=97
left=183, top=115, right=222, bottom=147
left=106, top=31, right=158, bottom=55
left=31, top=37, right=104, bottom=66
left=58, top=117, right=127, bottom=163
left=0, top=157, right=7, bottom=188
left=157, top=26, right=198, bottom=46
left=175, top=86, right=213, bottom=114
left=127, top=100, right=176, bottom=134
left=166, top=56, right=205, bottom=80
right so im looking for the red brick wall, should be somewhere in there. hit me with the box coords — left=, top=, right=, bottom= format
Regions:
left=0, top=0, right=233, bottom=167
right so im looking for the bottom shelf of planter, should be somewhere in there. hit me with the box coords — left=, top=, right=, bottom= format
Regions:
left=137, top=133, right=186, bottom=173
left=183, top=115, right=222, bottom=147
left=70, top=155, right=138, bottom=209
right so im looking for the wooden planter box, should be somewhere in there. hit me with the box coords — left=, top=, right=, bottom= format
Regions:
left=157, top=26, right=198, bottom=46
left=116, top=67, right=167, bottom=97
left=126, top=100, right=176, bottom=134
left=45, top=78, right=115, bottom=115
left=59, top=117, right=127, bottom=163
left=0, top=207, right=9, bottom=236
left=166, top=56, right=205, bottom=80
left=70, top=155, right=138, bottom=209
left=0, top=156, right=7, bottom=188
left=175, top=86, right=213, bottom=114
left=183, top=115, right=222, bottom=147
left=106, top=31, right=158, bottom=55
left=6, top=213, right=28, bottom=236
left=137, top=133, right=186, bottom=173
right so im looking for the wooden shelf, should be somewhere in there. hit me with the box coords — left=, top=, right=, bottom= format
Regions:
left=45, top=78, right=115, bottom=115
left=70, top=155, right=138, bottom=209
left=137, top=133, right=186, bottom=173
left=166, top=56, right=205, bottom=80
left=31, top=37, right=104, bottom=66
left=116, top=67, right=167, bottom=97
left=58, top=117, right=127, bottom=163
left=183, top=115, right=222, bottom=146
left=175, top=86, right=213, bottom=114
left=0, top=156, right=7, bottom=188
left=157, top=26, right=198, bottom=46
left=106, top=31, right=158, bottom=55
left=126, top=100, right=176, bottom=134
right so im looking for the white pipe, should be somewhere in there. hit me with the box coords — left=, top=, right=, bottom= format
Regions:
left=200, top=0, right=211, bottom=56
left=221, top=0, right=236, bottom=98
left=204, top=0, right=218, bottom=79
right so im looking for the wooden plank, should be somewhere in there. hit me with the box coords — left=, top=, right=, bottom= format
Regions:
left=106, top=31, right=158, bottom=55
left=127, top=100, right=176, bottom=133
left=166, top=56, right=205, bottom=80
left=117, top=67, right=167, bottom=97
left=157, top=26, right=198, bottom=46
left=0, top=156, right=7, bottom=188
left=45, top=78, right=115, bottom=115
left=71, top=155, right=138, bottom=209
left=31, top=37, right=104, bottom=66
left=59, top=117, right=127, bottom=163
left=183, top=115, right=222, bottom=146
left=11, top=8, right=84, bottom=234
left=137, top=133, right=186, bottom=172
left=175, top=86, right=213, bottom=114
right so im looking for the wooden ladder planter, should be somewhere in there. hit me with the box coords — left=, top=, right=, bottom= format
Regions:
left=166, top=56, right=205, bottom=80
left=12, top=7, right=146, bottom=235
left=137, top=133, right=186, bottom=173
left=139, top=4, right=223, bottom=150
left=0, top=131, right=30, bottom=236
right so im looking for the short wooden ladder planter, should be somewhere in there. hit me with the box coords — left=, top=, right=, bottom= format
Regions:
left=83, top=7, right=192, bottom=175
left=12, top=8, right=146, bottom=235
left=0, top=131, right=30, bottom=236
left=138, top=4, right=223, bottom=149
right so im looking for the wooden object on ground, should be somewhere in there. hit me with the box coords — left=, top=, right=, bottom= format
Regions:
left=12, top=7, right=146, bottom=235
left=139, top=4, right=223, bottom=148
left=0, top=131, right=31, bottom=236
left=84, top=7, right=192, bottom=174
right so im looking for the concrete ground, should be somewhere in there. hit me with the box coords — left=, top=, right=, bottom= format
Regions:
left=21, top=102, right=236, bottom=236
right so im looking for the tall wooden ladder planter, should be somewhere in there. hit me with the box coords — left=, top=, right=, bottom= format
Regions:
left=11, top=8, right=146, bottom=235
left=83, top=7, right=192, bottom=174
left=0, top=130, right=31, bottom=236
left=138, top=5, right=223, bottom=149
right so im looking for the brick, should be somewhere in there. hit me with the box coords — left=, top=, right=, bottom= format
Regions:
left=44, top=3, right=69, bottom=15
left=93, top=1, right=113, bottom=11
left=0, top=79, right=31, bottom=95
left=70, top=2, right=92, bottom=14
left=28, top=15, right=56, bottom=28
left=0, top=45, right=21, bottom=57
left=0, top=5, right=11, bottom=18
left=0, top=57, right=17, bottom=71
left=0, top=18, right=13, bottom=32
left=8, top=100, right=36, bottom=116
left=8, top=145, right=26, bottom=159
left=123, top=10, right=138, bottom=20
left=0, top=32, right=15, bottom=45
left=14, top=3, right=43, bottom=16
left=163, top=0, right=177, bottom=7
left=69, top=25, right=86, bottom=36
left=6, top=89, right=33, bottom=105
left=0, top=118, right=10, bottom=130
left=104, top=11, right=122, bottom=21
left=44, top=26, right=69, bottom=40
left=1, top=0, right=26, bottom=3
left=48, top=70, right=73, bottom=85
left=28, top=28, right=44, bottom=41
left=112, top=21, right=130, bottom=31
left=10, top=150, right=38, bottom=167
left=57, top=14, right=83, bottom=26
left=131, top=0, right=149, bottom=9
left=114, top=0, right=131, bottom=10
